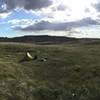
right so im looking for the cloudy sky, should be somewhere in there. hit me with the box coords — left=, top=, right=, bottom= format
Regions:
left=0, top=0, right=100, bottom=38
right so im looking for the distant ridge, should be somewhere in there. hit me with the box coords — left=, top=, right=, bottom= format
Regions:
left=0, top=35, right=76, bottom=43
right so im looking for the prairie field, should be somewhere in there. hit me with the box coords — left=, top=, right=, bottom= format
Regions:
left=0, top=41, right=100, bottom=100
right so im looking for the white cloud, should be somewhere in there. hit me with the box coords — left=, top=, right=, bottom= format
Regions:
left=0, top=12, right=11, bottom=19
left=8, top=19, right=36, bottom=28
left=33, top=0, right=99, bottom=22
left=0, top=0, right=98, bottom=22
left=25, top=0, right=98, bottom=22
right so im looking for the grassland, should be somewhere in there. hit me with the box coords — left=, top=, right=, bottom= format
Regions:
left=0, top=41, right=100, bottom=100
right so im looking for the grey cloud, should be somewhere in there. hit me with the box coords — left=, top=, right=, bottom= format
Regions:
left=92, top=2, right=100, bottom=12
left=15, top=21, right=69, bottom=31
left=0, top=0, right=52, bottom=12
left=97, top=15, right=100, bottom=18
left=57, top=4, right=71, bottom=11
left=0, top=9, right=7, bottom=13
left=85, top=8, right=90, bottom=13
left=4, top=0, right=25, bottom=10
left=57, top=4, right=67, bottom=11
left=51, top=7, right=57, bottom=12
left=15, top=17, right=99, bottom=31
left=24, top=0, right=52, bottom=10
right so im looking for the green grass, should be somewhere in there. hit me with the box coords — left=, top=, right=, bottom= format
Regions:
left=0, top=42, right=100, bottom=100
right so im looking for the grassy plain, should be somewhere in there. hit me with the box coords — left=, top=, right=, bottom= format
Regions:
left=0, top=41, right=100, bottom=100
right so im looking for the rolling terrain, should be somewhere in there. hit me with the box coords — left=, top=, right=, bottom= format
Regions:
left=0, top=36, right=100, bottom=100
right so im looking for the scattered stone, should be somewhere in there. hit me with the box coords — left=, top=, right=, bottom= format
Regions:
left=19, top=52, right=47, bottom=63
left=40, top=57, right=47, bottom=62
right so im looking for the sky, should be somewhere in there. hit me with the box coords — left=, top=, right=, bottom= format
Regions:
left=0, top=0, right=100, bottom=38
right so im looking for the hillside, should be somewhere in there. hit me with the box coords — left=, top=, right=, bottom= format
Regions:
left=0, top=35, right=100, bottom=44
left=0, top=41, right=100, bottom=100
left=0, top=35, right=76, bottom=43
